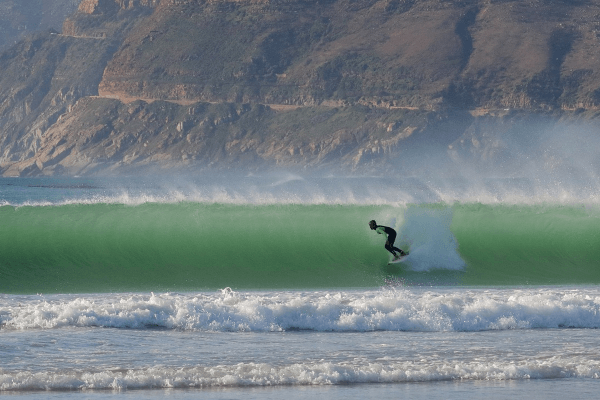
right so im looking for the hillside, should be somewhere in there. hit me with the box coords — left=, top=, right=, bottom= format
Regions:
left=98, top=0, right=600, bottom=110
left=2, top=0, right=600, bottom=177
left=0, top=0, right=81, bottom=51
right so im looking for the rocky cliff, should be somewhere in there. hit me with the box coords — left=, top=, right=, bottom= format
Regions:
left=96, top=0, right=600, bottom=110
left=2, top=0, right=600, bottom=177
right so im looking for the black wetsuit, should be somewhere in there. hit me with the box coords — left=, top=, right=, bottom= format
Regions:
left=375, top=225, right=404, bottom=257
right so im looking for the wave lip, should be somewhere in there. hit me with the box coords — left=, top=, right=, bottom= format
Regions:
left=5, top=174, right=600, bottom=207
left=2, top=288, right=600, bottom=332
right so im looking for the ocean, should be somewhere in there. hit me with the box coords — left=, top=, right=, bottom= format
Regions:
left=1, top=174, right=599, bottom=399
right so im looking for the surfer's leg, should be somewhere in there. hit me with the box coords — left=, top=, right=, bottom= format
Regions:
left=385, top=241, right=398, bottom=257
left=388, top=233, right=405, bottom=256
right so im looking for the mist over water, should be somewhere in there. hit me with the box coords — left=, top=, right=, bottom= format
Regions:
left=2, top=169, right=599, bottom=207
left=4, top=116, right=600, bottom=206
left=400, top=206, right=465, bottom=272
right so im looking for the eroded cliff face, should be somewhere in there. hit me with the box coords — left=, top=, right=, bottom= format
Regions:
left=2, top=0, right=600, bottom=177
left=0, top=0, right=154, bottom=175
left=97, top=0, right=600, bottom=110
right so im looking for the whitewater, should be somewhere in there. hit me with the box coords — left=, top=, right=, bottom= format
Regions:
left=1, top=174, right=600, bottom=399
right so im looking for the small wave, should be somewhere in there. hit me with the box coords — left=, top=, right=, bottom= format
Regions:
left=1, top=357, right=599, bottom=392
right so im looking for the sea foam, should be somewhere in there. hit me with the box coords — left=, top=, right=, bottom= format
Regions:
left=2, top=288, right=600, bottom=332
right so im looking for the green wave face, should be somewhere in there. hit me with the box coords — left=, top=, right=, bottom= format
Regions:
left=451, top=203, right=600, bottom=285
left=0, top=203, right=393, bottom=293
left=1, top=202, right=599, bottom=293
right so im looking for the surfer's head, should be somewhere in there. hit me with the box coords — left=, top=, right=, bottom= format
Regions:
left=369, top=220, right=377, bottom=230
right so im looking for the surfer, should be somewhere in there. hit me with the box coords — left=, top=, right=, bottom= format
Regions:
left=369, top=220, right=407, bottom=260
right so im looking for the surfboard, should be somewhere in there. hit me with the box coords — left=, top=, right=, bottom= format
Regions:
left=388, top=252, right=409, bottom=264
